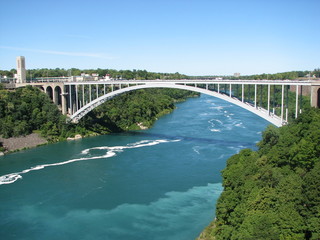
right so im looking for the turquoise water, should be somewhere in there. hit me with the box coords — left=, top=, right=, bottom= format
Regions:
left=0, top=94, right=269, bottom=240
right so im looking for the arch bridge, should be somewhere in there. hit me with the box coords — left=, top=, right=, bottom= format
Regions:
left=16, top=79, right=320, bottom=127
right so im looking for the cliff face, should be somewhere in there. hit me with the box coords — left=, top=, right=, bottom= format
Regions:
left=199, top=108, right=320, bottom=240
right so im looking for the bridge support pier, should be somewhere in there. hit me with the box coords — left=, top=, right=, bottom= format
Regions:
left=295, top=85, right=299, bottom=118
left=267, top=84, right=270, bottom=114
left=61, top=92, right=68, bottom=115
left=53, top=89, right=58, bottom=105
left=69, top=85, right=72, bottom=115
left=241, top=84, right=244, bottom=102
left=82, top=85, right=85, bottom=108
left=281, top=85, right=284, bottom=122
left=254, top=84, right=257, bottom=108
left=76, top=85, right=79, bottom=111
left=311, top=84, right=320, bottom=108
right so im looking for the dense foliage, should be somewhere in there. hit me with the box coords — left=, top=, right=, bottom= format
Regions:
left=80, top=88, right=198, bottom=133
left=0, top=86, right=80, bottom=141
left=227, top=69, right=320, bottom=80
left=0, top=86, right=198, bottom=147
left=201, top=108, right=320, bottom=239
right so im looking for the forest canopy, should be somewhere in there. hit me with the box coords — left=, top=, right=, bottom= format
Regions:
left=0, top=86, right=198, bottom=145
left=200, top=108, right=320, bottom=240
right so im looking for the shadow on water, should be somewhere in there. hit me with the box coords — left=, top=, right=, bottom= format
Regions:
left=114, top=131, right=256, bottom=148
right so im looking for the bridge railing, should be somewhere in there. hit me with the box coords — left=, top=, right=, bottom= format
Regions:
left=17, top=78, right=315, bottom=127
left=33, top=77, right=71, bottom=82
left=0, top=78, right=16, bottom=83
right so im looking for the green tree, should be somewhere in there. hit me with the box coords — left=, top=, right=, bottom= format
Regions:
left=207, top=108, right=320, bottom=240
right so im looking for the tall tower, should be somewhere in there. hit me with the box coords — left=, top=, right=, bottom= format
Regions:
left=16, top=56, right=26, bottom=83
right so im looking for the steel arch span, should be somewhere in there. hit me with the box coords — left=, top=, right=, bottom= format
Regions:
left=70, top=83, right=283, bottom=127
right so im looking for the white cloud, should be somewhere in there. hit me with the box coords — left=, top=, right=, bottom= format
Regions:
left=0, top=46, right=115, bottom=60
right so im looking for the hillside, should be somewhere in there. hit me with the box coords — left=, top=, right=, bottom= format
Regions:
left=0, top=85, right=198, bottom=152
left=200, top=108, right=320, bottom=239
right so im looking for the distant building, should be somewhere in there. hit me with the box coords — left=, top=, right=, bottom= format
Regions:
left=69, top=73, right=99, bottom=81
left=234, top=73, right=241, bottom=78
left=104, top=74, right=111, bottom=80
left=16, top=56, right=26, bottom=83
left=91, top=73, right=99, bottom=81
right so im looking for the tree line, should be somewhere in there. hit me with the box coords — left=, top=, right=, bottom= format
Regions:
left=1, top=68, right=319, bottom=80
left=0, top=68, right=190, bottom=80
left=227, top=69, right=320, bottom=80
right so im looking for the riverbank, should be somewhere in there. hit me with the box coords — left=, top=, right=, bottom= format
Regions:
left=0, top=87, right=200, bottom=153
left=197, top=221, right=216, bottom=240
left=0, top=133, right=48, bottom=154
left=0, top=108, right=171, bottom=156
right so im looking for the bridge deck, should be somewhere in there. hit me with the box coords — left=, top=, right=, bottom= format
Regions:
left=9, top=78, right=320, bottom=127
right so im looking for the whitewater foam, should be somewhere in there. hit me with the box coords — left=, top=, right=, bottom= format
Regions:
left=210, top=129, right=221, bottom=132
left=209, top=106, right=224, bottom=111
left=0, top=139, right=181, bottom=185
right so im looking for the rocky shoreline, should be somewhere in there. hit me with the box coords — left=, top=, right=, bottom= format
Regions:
left=0, top=122, right=148, bottom=156
left=0, top=133, right=48, bottom=155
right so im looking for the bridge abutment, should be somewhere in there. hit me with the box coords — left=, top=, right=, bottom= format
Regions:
left=310, top=83, right=320, bottom=108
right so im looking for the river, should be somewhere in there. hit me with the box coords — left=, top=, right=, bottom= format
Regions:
left=0, top=94, right=269, bottom=240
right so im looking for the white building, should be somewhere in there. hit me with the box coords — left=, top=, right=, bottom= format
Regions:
left=234, top=72, right=241, bottom=78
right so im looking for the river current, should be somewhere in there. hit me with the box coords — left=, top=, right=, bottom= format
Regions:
left=0, top=94, right=269, bottom=240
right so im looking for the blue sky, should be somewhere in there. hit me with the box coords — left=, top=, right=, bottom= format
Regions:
left=1, top=0, right=319, bottom=75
